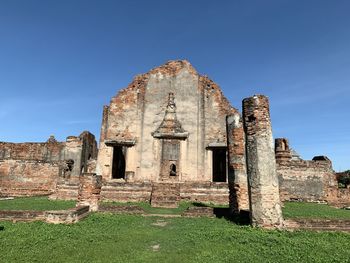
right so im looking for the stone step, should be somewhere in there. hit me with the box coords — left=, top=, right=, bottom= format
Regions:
left=151, top=196, right=180, bottom=202
left=56, top=185, right=79, bottom=190
left=103, top=181, right=152, bottom=189
left=151, top=201, right=179, bottom=208
left=150, top=183, right=180, bottom=208
left=151, top=191, right=180, bottom=196
left=152, top=186, right=180, bottom=191
left=98, top=205, right=145, bottom=215
left=50, top=182, right=79, bottom=200
left=182, top=207, right=215, bottom=218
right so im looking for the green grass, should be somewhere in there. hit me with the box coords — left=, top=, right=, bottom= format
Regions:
left=100, top=201, right=228, bottom=215
left=282, top=202, right=350, bottom=220
left=2, top=197, right=350, bottom=220
left=1, top=199, right=350, bottom=262
left=0, top=213, right=350, bottom=263
left=0, top=197, right=76, bottom=211
left=100, top=201, right=194, bottom=215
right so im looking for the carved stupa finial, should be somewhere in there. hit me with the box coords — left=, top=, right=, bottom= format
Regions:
left=167, top=92, right=176, bottom=112
left=152, top=93, right=188, bottom=139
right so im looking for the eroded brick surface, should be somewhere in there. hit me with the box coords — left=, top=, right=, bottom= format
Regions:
left=1, top=60, right=348, bottom=230
left=96, top=60, right=239, bottom=205
left=0, top=132, right=97, bottom=197
left=274, top=137, right=350, bottom=207
left=0, top=160, right=59, bottom=196
left=243, top=95, right=283, bottom=228
left=227, top=113, right=249, bottom=213
left=77, top=173, right=102, bottom=211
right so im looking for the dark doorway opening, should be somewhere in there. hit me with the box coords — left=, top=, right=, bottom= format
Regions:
left=170, top=164, right=177, bottom=176
left=112, top=146, right=126, bottom=179
left=212, top=149, right=227, bottom=182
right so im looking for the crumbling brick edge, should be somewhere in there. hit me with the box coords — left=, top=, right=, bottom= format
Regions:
left=0, top=205, right=90, bottom=224
left=2, top=204, right=350, bottom=232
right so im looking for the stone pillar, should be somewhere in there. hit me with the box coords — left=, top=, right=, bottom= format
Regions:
left=242, top=95, right=283, bottom=228
left=99, top=105, right=109, bottom=145
left=226, top=113, right=249, bottom=213
left=77, top=173, right=102, bottom=211
left=64, top=136, right=83, bottom=179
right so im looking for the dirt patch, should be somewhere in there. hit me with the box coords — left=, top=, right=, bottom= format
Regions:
left=151, top=219, right=168, bottom=227
left=151, top=244, right=160, bottom=252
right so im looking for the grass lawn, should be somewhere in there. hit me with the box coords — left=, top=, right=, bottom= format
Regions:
left=1, top=213, right=350, bottom=263
left=282, top=202, right=350, bottom=220
left=100, top=200, right=194, bottom=215
left=0, top=196, right=76, bottom=211
left=1, top=198, right=350, bottom=262
left=2, top=197, right=350, bottom=219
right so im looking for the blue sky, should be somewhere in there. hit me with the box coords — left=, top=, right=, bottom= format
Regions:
left=0, top=0, right=349, bottom=170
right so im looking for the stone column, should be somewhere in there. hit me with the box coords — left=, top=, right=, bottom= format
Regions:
left=77, top=173, right=102, bottom=211
left=226, top=113, right=249, bottom=214
left=242, top=95, right=283, bottom=228
left=64, top=136, right=83, bottom=178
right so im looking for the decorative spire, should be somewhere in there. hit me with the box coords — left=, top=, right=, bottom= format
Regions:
left=152, top=93, right=188, bottom=139
left=47, top=135, right=57, bottom=143
left=167, top=92, right=176, bottom=112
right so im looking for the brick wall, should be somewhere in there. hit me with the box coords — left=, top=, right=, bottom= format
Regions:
left=277, top=159, right=336, bottom=201
left=0, top=132, right=97, bottom=197
left=0, top=141, right=64, bottom=161
left=0, top=159, right=59, bottom=196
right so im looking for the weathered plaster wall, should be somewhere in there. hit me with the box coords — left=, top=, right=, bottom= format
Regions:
left=97, top=60, right=237, bottom=183
left=277, top=159, right=337, bottom=201
left=274, top=138, right=338, bottom=202
left=63, top=132, right=98, bottom=177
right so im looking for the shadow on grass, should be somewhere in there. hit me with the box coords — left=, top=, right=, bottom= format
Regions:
left=192, top=202, right=250, bottom=225
left=213, top=208, right=250, bottom=225
left=191, top=202, right=208, bottom=207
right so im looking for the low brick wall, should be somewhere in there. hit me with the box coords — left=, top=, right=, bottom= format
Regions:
left=0, top=160, right=59, bottom=196
left=45, top=206, right=90, bottom=224
left=277, top=160, right=336, bottom=202
left=100, top=181, right=229, bottom=205
left=284, top=218, right=350, bottom=232
left=182, top=207, right=215, bottom=218
left=0, top=206, right=90, bottom=224
left=98, top=204, right=145, bottom=214
left=327, top=187, right=350, bottom=208
left=0, top=210, right=45, bottom=222
left=0, top=141, right=64, bottom=161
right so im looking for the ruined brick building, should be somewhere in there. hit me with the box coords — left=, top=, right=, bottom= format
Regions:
left=95, top=60, right=248, bottom=210
left=0, top=132, right=97, bottom=198
left=1, top=60, right=349, bottom=227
